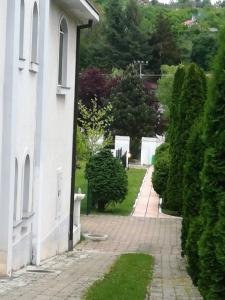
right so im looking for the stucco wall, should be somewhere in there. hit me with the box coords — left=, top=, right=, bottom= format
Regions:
left=0, top=1, right=7, bottom=221
left=0, top=0, right=92, bottom=275
left=36, top=1, right=77, bottom=261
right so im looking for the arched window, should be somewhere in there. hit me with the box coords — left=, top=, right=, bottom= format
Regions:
left=31, top=2, right=38, bottom=63
left=23, top=155, right=30, bottom=215
left=58, top=18, right=68, bottom=86
left=19, top=0, right=25, bottom=59
left=14, top=159, right=18, bottom=221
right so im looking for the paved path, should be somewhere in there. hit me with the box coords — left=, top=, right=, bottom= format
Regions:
left=0, top=167, right=203, bottom=300
left=132, top=167, right=177, bottom=219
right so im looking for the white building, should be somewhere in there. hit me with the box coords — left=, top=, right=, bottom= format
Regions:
left=141, top=136, right=165, bottom=165
left=0, top=0, right=99, bottom=276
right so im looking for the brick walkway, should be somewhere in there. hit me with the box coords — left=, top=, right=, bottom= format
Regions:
left=0, top=167, right=203, bottom=300
left=78, top=215, right=202, bottom=300
left=132, top=167, right=177, bottom=218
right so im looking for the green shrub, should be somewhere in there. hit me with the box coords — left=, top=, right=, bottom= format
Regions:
left=85, top=149, right=128, bottom=211
left=152, top=143, right=169, bottom=199
left=185, top=216, right=203, bottom=286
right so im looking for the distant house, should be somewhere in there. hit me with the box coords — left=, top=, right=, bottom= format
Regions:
left=0, top=0, right=99, bottom=276
left=183, top=15, right=197, bottom=27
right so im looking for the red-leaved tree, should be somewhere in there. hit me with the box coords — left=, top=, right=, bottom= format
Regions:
left=79, top=68, right=118, bottom=108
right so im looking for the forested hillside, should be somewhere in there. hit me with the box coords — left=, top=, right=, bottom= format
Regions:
left=82, top=0, right=225, bottom=72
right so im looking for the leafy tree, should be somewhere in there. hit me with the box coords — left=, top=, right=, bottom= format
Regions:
left=79, top=68, right=117, bottom=108
left=104, top=0, right=148, bottom=70
left=148, top=13, right=180, bottom=74
left=191, top=32, right=218, bottom=70
left=80, top=20, right=108, bottom=70
left=76, top=126, right=88, bottom=162
left=156, top=65, right=178, bottom=117
left=85, top=149, right=128, bottom=211
left=78, top=98, right=113, bottom=158
left=110, top=65, right=157, bottom=157
left=198, top=29, right=225, bottom=299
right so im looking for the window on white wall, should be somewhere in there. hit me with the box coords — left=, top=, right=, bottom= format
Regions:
left=58, top=18, right=68, bottom=86
left=31, top=2, right=38, bottom=63
left=22, top=155, right=30, bottom=215
left=19, top=0, right=25, bottom=59
left=13, top=159, right=18, bottom=221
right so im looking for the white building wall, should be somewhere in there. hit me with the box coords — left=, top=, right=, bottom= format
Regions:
left=0, top=0, right=8, bottom=276
left=0, top=0, right=7, bottom=195
left=0, top=0, right=19, bottom=275
left=115, top=136, right=130, bottom=155
left=11, top=0, right=40, bottom=271
left=141, top=136, right=165, bottom=165
left=0, top=0, right=98, bottom=275
left=36, top=2, right=77, bottom=261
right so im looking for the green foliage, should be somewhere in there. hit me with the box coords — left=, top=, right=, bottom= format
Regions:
left=106, top=168, right=146, bottom=215
left=148, top=13, right=181, bottom=74
left=185, top=217, right=203, bottom=285
left=152, top=143, right=169, bottom=199
left=85, top=149, right=128, bottom=211
left=191, top=32, right=218, bottom=70
left=81, top=2, right=225, bottom=71
left=76, top=127, right=88, bottom=162
left=181, top=120, right=205, bottom=281
left=198, top=28, right=225, bottom=299
left=167, top=64, right=206, bottom=214
left=165, top=66, right=186, bottom=213
left=111, top=65, right=157, bottom=157
left=156, top=65, right=178, bottom=117
left=181, top=68, right=207, bottom=253
left=78, top=98, right=113, bottom=158
left=85, top=253, right=153, bottom=300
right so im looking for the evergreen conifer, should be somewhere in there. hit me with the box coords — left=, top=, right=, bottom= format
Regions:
left=165, top=66, right=185, bottom=212
left=182, top=67, right=206, bottom=254
left=198, top=29, right=225, bottom=299
left=110, top=65, right=157, bottom=157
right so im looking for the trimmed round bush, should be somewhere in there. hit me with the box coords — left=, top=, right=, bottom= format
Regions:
left=85, top=149, right=128, bottom=211
left=152, top=143, right=169, bottom=199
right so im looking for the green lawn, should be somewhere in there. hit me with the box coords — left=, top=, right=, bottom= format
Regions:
left=106, top=168, right=146, bottom=215
left=84, top=253, right=153, bottom=300
left=75, top=162, right=146, bottom=215
left=75, top=162, right=88, bottom=214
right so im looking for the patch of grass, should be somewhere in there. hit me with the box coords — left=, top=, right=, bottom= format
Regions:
left=75, top=163, right=146, bottom=215
left=105, top=168, right=146, bottom=215
left=75, top=161, right=88, bottom=214
left=84, top=253, right=153, bottom=300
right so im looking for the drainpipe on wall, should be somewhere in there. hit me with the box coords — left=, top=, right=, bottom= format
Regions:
left=69, top=19, right=93, bottom=252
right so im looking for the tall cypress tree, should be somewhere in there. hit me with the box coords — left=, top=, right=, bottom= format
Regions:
left=181, top=67, right=207, bottom=256
left=166, top=64, right=205, bottom=214
left=198, top=29, right=225, bottom=299
left=182, top=121, right=205, bottom=284
left=165, top=66, right=185, bottom=212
